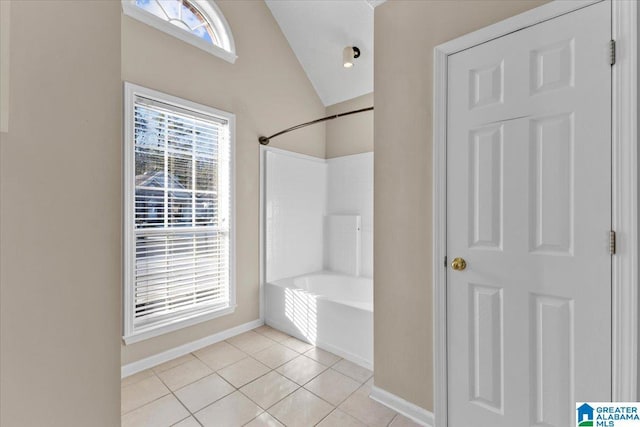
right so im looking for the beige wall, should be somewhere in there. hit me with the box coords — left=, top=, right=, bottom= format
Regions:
left=373, top=0, right=547, bottom=410
left=121, top=0, right=326, bottom=364
left=0, top=1, right=122, bottom=426
left=326, top=92, right=374, bottom=158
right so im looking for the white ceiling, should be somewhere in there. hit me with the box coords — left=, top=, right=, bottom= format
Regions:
left=265, top=0, right=380, bottom=107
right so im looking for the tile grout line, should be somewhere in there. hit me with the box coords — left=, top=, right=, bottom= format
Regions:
left=176, top=344, right=259, bottom=424
left=152, top=363, right=202, bottom=426
left=122, top=326, right=383, bottom=427
left=122, top=329, right=279, bottom=423
left=217, top=346, right=340, bottom=424
left=176, top=334, right=297, bottom=424
left=234, top=338, right=349, bottom=426
left=121, top=372, right=181, bottom=418
left=175, top=331, right=278, bottom=423
left=134, top=364, right=369, bottom=426
left=253, top=354, right=373, bottom=426
left=310, top=372, right=375, bottom=426
left=121, top=372, right=195, bottom=426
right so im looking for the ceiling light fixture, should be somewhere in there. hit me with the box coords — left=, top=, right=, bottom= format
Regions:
left=343, top=46, right=361, bottom=68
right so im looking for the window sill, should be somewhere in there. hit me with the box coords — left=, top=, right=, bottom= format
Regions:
left=122, top=304, right=236, bottom=345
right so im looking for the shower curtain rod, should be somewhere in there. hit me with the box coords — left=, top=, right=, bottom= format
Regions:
left=258, top=106, right=374, bottom=145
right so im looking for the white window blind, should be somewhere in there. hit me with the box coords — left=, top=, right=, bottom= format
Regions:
left=124, top=83, right=234, bottom=343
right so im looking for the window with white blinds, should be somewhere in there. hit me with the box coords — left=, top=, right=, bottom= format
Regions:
left=123, top=83, right=235, bottom=343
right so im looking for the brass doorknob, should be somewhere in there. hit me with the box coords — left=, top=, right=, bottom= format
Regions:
left=451, top=257, right=467, bottom=271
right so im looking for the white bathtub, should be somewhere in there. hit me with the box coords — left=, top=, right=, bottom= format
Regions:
left=264, top=271, right=373, bottom=369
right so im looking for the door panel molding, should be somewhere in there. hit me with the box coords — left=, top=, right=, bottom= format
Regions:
left=432, top=1, right=638, bottom=426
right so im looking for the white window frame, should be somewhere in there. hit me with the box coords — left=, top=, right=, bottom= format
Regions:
left=123, top=82, right=236, bottom=344
left=121, top=0, right=237, bottom=64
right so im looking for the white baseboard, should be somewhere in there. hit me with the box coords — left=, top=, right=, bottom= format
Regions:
left=265, top=318, right=373, bottom=371
left=121, top=318, right=264, bottom=378
left=314, top=338, right=373, bottom=371
left=370, top=386, right=434, bottom=427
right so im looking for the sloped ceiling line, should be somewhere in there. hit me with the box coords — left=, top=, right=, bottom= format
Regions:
left=265, top=0, right=381, bottom=106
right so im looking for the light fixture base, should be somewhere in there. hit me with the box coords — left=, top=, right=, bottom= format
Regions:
left=343, top=46, right=360, bottom=68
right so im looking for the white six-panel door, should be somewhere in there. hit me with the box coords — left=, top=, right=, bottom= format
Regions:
left=446, top=2, right=612, bottom=426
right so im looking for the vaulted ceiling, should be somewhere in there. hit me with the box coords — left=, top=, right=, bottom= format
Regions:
left=265, top=0, right=382, bottom=107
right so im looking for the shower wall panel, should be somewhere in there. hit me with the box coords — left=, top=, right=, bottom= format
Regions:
left=265, top=150, right=327, bottom=282
left=327, top=152, right=374, bottom=278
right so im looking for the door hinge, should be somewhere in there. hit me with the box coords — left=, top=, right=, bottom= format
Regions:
left=610, top=230, right=616, bottom=255
left=444, top=255, right=448, bottom=268
left=610, top=39, right=616, bottom=66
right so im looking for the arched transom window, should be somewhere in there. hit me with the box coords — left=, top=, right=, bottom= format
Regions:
left=122, top=0, right=237, bottom=63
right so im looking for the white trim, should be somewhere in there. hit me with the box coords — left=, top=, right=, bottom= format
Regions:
left=611, top=0, right=638, bottom=401
left=121, top=318, right=263, bottom=378
left=432, top=45, right=449, bottom=427
left=123, top=82, right=136, bottom=342
left=122, top=82, right=237, bottom=344
left=259, top=147, right=266, bottom=322
left=434, top=0, right=600, bottom=56
left=122, top=306, right=236, bottom=345
left=315, top=338, right=372, bottom=371
left=121, top=0, right=237, bottom=64
left=370, top=386, right=434, bottom=427
left=432, top=1, right=638, bottom=425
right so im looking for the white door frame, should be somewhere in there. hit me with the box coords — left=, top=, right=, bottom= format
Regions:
left=432, top=1, right=638, bottom=426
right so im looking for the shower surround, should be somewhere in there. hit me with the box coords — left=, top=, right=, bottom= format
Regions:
left=261, top=148, right=374, bottom=368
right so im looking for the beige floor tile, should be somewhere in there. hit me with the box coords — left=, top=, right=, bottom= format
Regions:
left=121, top=374, right=170, bottom=414
left=304, top=347, right=341, bottom=367
left=316, top=409, right=366, bottom=427
left=227, top=331, right=275, bottom=354
left=121, top=369, right=155, bottom=388
left=252, top=343, right=299, bottom=369
left=276, top=355, right=328, bottom=385
left=253, top=325, right=272, bottom=334
left=172, top=416, right=201, bottom=427
left=121, top=394, right=190, bottom=427
left=156, top=358, right=213, bottom=391
left=194, top=341, right=248, bottom=371
left=152, top=353, right=197, bottom=374
left=339, top=385, right=397, bottom=427
left=254, top=326, right=290, bottom=343
left=304, top=369, right=360, bottom=406
left=268, top=388, right=333, bottom=427
left=217, top=357, right=271, bottom=388
left=244, top=412, right=284, bottom=427
left=280, top=336, right=314, bottom=353
left=175, top=373, right=235, bottom=413
left=332, top=359, right=373, bottom=383
left=240, top=371, right=299, bottom=409
left=390, top=414, right=423, bottom=426
left=195, top=391, right=262, bottom=427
